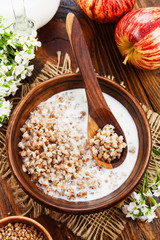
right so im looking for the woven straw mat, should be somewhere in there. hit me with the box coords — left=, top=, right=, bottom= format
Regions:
left=0, top=52, right=159, bottom=240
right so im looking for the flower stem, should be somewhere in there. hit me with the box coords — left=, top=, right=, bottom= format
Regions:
left=152, top=150, right=160, bottom=178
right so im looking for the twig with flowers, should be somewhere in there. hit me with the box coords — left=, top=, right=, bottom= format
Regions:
left=0, top=17, right=41, bottom=127
left=122, top=147, right=160, bottom=222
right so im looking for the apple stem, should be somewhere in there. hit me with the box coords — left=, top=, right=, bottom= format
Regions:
left=123, top=54, right=129, bottom=65
left=122, top=45, right=135, bottom=65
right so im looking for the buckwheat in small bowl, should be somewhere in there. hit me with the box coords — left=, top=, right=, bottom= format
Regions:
left=0, top=216, right=53, bottom=239
left=6, top=73, right=152, bottom=214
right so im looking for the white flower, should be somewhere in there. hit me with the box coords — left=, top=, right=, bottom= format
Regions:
left=122, top=202, right=139, bottom=220
left=10, top=81, right=19, bottom=95
left=21, top=52, right=35, bottom=65
left=122, top=205, right=128, bottom=215
left=122, top=205, right=136, bottom=220
left=146, top=206, right=158, bottom=222
left=27, top=35, right=37, bottom=46
left=13, top=64, right=27, bottom=79
left=140, top=204, right=148, bottom=215
left=31, top=29, right=37, bottom=37
left=0, top=99, right=12, bottom=117
left=37, top=40, right=41, bottom=48
left=149, top=182, right=156, bottom=189
left=126, top=212, right=136, bottom=220
left=131, top=192, right=142, bottom=203
left=21, top=70, right=27, bottom=79
left=0, top=28, right=4, bottom=34
left=0, top=16, right=41, bottom=127
left=1, top=64, right=9, bottom=74
left=7, top=39, right=16, bottom=49
left=0, top=86, right=9, bottom=97
left=152, top=182, right=160, bottom=197
left=19, top=35, right=29, bottom=45
left=5, top=76, right=14, bottom=83
left=0, top=49, right=4, bottom=55
left=15, top=51, right=25, bottom=64
left=4, top=27, right=12, bottom=34
left=128, top=202, right=139, bottom=214
left=144, top=189, right=153, bottom=197
left=23, top=44, right=29, bottom=51
left=138, top=215, right=148, bottom=222
left=26, top=65, right=34, bottom=76
left=122, top=183, right=160, bottom=222
left=122, top=200, right=158, bottom=223
left=14, top=64, right=24, bottom=77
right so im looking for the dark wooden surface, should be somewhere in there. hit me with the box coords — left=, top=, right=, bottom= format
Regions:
left=0, top=0, right=160, bottom=239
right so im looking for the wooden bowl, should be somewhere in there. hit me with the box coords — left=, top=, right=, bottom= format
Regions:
left=0, top=216, right=53, bottom=239
left=6, top=73, right=151, bottom=214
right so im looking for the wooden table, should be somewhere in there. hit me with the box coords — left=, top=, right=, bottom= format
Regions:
left=0, top=0, right=160, bottom=239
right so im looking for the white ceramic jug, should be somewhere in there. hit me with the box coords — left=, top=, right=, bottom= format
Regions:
left=0, top=0, right=60, bottom=29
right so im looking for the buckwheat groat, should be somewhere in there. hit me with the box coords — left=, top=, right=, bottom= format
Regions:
left=0, top=222, right=45, bottom=240
left=18, top=89, right=138, bottom=202
left=18, top=91, right=101, bottom=201
left=90, top=124, right=127, bottom=163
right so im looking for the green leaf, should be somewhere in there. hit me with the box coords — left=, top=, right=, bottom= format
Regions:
left=153, top=176, right=157, bottom=183
left=0, top=116, right=4, bottom=122
left=152, top=148, right=160, bottom=156
left=137, top=210, right=143, bottom=217
left=4, top=83, right=10, bottom=88
left=151, top=198, right=157, bottom=205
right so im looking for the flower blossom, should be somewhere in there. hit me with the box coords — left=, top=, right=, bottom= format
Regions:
left=122, top=168, right=160, bottom=223
left=152, top=181, right=160, bottom=197
left=0, top=16, right=41, bottom=127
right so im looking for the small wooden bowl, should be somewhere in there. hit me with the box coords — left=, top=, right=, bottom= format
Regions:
left=0, top=216, right=53, bottom=239
left=6, top=73, right=152, bottom=214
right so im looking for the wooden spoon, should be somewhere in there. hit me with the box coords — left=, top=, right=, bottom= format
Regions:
left=66, top=13, right=127, bottom=169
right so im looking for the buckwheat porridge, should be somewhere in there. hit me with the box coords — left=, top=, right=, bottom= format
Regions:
left=18, top=89, right=139, bottom=201
left=90, top=124, right=126, bottom=163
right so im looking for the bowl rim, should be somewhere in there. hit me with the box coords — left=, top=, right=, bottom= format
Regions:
left=6, top=73, right=152, bottom=214
left=0, top=216, right=53, bottom=239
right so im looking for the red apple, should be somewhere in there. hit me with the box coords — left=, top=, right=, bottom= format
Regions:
left=115, top=7, right=160, bottom=70
left=76, top=0, right=136, bottom=23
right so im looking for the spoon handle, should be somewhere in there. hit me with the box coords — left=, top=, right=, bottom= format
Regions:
left=66, top=13, right=109, bottom=114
